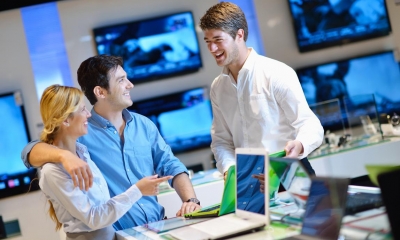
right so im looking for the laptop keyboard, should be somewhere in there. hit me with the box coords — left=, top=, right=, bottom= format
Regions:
left=198, top=204, right=221, bottom=213
left=345, top=192, right=383, bottom=215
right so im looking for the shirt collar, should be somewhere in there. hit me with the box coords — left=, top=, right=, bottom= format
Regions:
left=241, top=47, right=257, bottom=72
left=76, top=142, right=88, bottom=162
left=89, top=108, right=133, bottom=129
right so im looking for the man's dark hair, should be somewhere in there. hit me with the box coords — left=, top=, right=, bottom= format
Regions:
left=200, top=2, right=248, bottom=42
left=77, top=55, right=123, bottom=105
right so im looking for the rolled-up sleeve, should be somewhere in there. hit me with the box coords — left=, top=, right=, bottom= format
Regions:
left=21, top=140, right=40, bottom=169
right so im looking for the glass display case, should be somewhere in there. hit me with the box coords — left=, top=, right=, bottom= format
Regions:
left=309, top=94, right=385, bottom=158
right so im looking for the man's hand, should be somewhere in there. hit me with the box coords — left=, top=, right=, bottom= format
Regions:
left=176, top=201, right=202, bottom=217
left=136, top=175, right=173, bottom=196
left=60, top=150, right=93, bottom=191
left=252, top=173, right=265, bottom=193
left=284, top=140, right=304, bottom=158
left=171, top=173, right=202, bottom=216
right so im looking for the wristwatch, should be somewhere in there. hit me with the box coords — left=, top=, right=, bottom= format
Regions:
left=186, top=198, right=201, bottom=205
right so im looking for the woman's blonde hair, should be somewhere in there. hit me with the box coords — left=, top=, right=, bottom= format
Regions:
left=39, top=84, right=84, bottom=231
left=39, top=84, right=84, bottom=144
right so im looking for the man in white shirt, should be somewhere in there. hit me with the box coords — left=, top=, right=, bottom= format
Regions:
left=199, top=2, right=324, bottom=178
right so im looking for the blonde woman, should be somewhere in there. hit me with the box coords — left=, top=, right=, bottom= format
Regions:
left=38, top=84, right=171, bottom=240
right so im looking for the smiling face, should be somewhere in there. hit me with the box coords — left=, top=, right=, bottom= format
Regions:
left=204, top=29, right=240, bottom=68
left=104, top=65, right=134, bottom=110
left=66, top=99, right=91, bottom=138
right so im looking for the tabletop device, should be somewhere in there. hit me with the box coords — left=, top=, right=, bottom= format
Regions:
left=128, top=87, right=212, bottom=155
left=184, top=165, right=235, bottom=218
left=93, top=11, right=202, bottom=85
left=166, top=148, right=269, bottom=240
left=283, top=177, right=349, bottom=240
left=287, top=0, right=391, bottom=53
left=269, top=157, right=383, bottom=217
left=377, top=168, right=400, bottom=240
left=0, top=91, right=39, bottom=200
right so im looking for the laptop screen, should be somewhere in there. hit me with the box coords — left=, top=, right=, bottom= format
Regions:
left=269, top=157, right=311, bottom=209
left=236, top=151, right=266, bottom=215
left=301, top=177, right=349, bottom=240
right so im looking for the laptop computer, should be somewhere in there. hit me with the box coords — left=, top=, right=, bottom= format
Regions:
left=185, top=150, right=287, bottom=219
left=269, top=157, right=383, bottom=217
left=377, top=168, right=400, bottom=240
left=165, top=148, right=269, bottom=240
left=184, top=165, right=236, bottom=218
left=283, top=176, right=349, bottom=240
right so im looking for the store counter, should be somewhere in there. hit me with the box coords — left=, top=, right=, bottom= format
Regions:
left=310, top=137, right=400, bottom=178
left=117, top=189, right=391, bottom=240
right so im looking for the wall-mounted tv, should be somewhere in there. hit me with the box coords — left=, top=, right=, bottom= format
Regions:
left=287, top=0, right=392, bottom=52
left=0, top=91, right=39, bottom=200
left=297, top=50, right=400, bottom=132
left=128, top=87, right=212, bottom=154
left=93, top=11, right=203, bottom=84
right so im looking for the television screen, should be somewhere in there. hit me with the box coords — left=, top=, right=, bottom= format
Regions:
left=93, top=11, right=203, bottom=84
left=287, top=0, right=392, bottom=52
left=0, top=91, right=39, bottom=200
left=128, top=87, right=212, bottom=154
left=297, top=50, right=400, bottom=131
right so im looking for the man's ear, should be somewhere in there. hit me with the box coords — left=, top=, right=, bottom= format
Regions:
left=236, top=29, right=245, bottom=42
left=93, top=86, right=106, bottom=99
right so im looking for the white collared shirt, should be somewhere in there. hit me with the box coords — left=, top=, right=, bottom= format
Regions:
left=39, top=142, right=142, bottom=233
left=210, top=48, right=324, bottom=174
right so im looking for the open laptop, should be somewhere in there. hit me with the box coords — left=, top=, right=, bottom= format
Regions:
left=283, top=176, right=349, bottom=240
left=185, top=150, right=286, bottom=219
left=269, top=157, right=383, bottom=217
left=165, top=148, right=269, bottom=240
left=184, top=165, right=236, bottom=218
left=377, top=168, right=400, bottom=240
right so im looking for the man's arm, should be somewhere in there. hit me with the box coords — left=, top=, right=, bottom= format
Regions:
left=209, top=87, right=236, bottom=175
left=172, top=173, right=201, bottom=216
left=25, top=142, right=93, bottom=190
left=275, top=68, right=324, bottom=158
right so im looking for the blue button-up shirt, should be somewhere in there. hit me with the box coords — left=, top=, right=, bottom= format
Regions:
left=22, top=109, right=188, bottom=230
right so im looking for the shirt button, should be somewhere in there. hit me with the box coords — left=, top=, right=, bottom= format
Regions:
left=257, top=167, right=261, bottom=170
left=250, top=185, right=253, bottom=188
left=243, top=202, right=247, bottom=205
left=141, top=204, right=144, bottom=206
left=127, top=169, right=130, bottom=172
left=114, top=131, right=117, bottom=134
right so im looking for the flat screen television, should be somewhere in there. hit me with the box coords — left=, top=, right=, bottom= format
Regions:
left=128, top=87, right=213, bottom=154
left=93, top=11, right=203, bottom=84
left=287, top=0, right=392, bottom=52
left=297, top=50, right=400, bottom=132
left=0, top=91, right=39, bottom=200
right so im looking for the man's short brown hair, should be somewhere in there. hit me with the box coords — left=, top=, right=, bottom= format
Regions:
left=200, top=2, right=248, bottom=42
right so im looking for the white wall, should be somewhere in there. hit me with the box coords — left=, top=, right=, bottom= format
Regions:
left=1, top=0, right=400, bottom=239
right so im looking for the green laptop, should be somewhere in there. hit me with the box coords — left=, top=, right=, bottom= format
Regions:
left=184, top=150, right=286, bottom=218
left=184, top=164, right=236, bottom=218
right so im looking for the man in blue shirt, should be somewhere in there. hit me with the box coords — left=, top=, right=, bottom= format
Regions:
left=21, top=55, right=201, bottom=230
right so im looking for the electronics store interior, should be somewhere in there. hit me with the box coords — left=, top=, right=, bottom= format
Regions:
left=1, top=0, right=400, bottom=239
